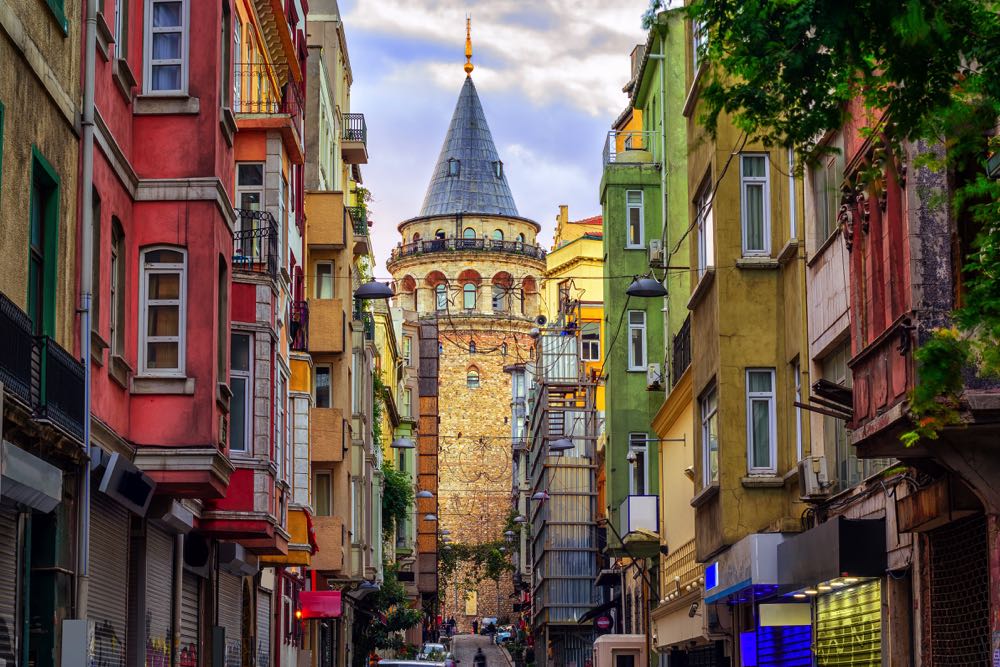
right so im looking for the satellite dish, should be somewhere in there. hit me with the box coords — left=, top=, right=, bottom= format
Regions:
left=536, top=315, right=547, bottom=326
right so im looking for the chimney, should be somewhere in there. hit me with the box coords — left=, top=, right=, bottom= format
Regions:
left=630, top=44, right=646, bottom=84
left=558, top=205, right=569, bottom=227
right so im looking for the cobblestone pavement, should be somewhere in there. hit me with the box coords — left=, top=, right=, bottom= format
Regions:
left=451, top=633, right=508, bottom=667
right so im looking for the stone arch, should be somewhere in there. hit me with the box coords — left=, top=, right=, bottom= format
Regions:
left=521, top=275, right=539, bottom=315
left=424, top=270, right=448, bottom=287
left=397, top=274, right=417, bottom=311
left=466, top=365, right=481, bottom=389
left=457, top=269, right=482, bottom=286
left=492, top=271, right=514, bottom=312
left=422, top=270, right=449, bottom=312
left=463, top=227, right=476, bottom=239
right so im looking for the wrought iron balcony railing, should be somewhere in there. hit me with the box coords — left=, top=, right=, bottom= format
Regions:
left=290, top=300, right=309, bottom=352
left=389, top=238, right=546, bottom=263
left=233, top=63, right=304, bottom=124
left=342, top=113, right=367, bottom=144
left=233, top=208, right=279, bottom=279
left=672, top=315, right=691, bottom=386
left=0, top=292, right=34, bottom=406
left=34, top=335, right=85, bottom=441
left=347, top=206, right=368, bottom=235
left=602, top=130, right=658, bottom=166
left=362, top=312, right=375, bottom=341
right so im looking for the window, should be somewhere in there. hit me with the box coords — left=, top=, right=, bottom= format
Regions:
left=114, top=0, right=129, bottom=60
left=692, top=19, right=706, bottom=71
left=500, top=342, right=507, bottom=356
left=144, top=0, right=189, bottom=93
left=29, top=148, right=60, bottom=337
left=463, top=283, right=476, bottom=310
left=447, top=158, right=460, bottom=177
left=746, top=369, right=777, bottom=474
left=466, top=369, right=480, bottom=389
left=351, top=352, right=359, bottom=413
left=740, top=154, right=770, bottom=255
left=517, top=233, right=525, bottom=243
left=435, top=284, right=447, bottom=311
left=139, top=247, right=186, bottom=375
left=402, top=336, right=412, bottom=366
left=91, top=188, right=102, bottom=334
left=314, top=471, right=332, bottom=516
left=701, top=386, right=719, bottom=485
left=220, top=1, right=231, bottom=105
left=581, top=322, right=600, bottom=362
left=490, top=229, right=502, bottom=241
left=793, top=360, right=803, bottom=462
left=110, top=219, right=126, bottom=356
left=628, top=433, right=648, bottom=495
left=463, top=227, right=476, bottom=239
left=811, top=137, right=845, bottom=242
left=468, top=340, right=476, bottom=354
left=434, top=229, right=446, bottom=240
left=493, top=161, right=503, bottom=178
left=492, top=285, right=507, bottom=312
left=695, top=180, right=715, bottom=277
left=402, top=389, right=412, bottom=418
left=315, top=365, right=331, bottom=408
left=230, top=332, right=252, bottom=452
left=627, top=311, right=646, bottom=371
left=626, top=190, right=644, bottom=248
left=315, top=262, right=333, bottom=298
left=276, top=373, right=287, bottom=479
left=278, top=174, right=287, bottom=261
left=236, top=163, right=264, bottom=210
left=217, top=258, right=227, bottom=377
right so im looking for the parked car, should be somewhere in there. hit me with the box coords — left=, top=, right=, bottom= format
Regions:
left=494, top=629, right=512, bottom=644
left=417, top=643, right=447, bottom=661
left=480, top=617, right=498, bottom=635
left=381, top=662, right=444, bottom=667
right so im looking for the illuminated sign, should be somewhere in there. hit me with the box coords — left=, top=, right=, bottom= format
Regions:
left=705, top=562, right=719, bottom=590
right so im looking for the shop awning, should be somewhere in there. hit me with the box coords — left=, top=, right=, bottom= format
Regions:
left=1, top=441, right=62, bottom=512
left=703, top=533, right=787, bottom=604
left=777, top=516, right=886, bottom=587
left=299, top=590, right=342, bottom=619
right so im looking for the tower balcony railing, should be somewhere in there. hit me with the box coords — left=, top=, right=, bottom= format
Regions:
left=389, top=238, right=546, bottom=263
left=603, top=130, right=658, bottom=166
left=233, top=208, right=279, bottom=279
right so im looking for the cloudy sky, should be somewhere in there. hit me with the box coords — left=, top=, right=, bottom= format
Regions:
left=338, top=0, right=651, bottom=278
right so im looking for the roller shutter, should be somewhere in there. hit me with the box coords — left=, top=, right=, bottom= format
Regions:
left=145, top=525, right=175, bottom=658
left=0, top=507, right=19, bottom=665
left=815, top=580, right=881, bottom=666
left=179, top=571, right=201, bottom=664
left=90, top=493, right=130, bottom=667
left=257, top=590, right=272, bottom=667
left=218, top=571, right=243, bottom=667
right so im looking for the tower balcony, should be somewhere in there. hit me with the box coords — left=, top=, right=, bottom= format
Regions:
left=388, top=237, right=546, bottom=265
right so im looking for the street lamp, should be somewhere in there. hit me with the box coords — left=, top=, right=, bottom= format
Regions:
left=625, top=275, right=667, bottom=298
left=354, top=281, right=394, bottom=300
left=513, top=515, right=527, bottom=524
left=416, top=490, right=434, bottom=499
left=390, top=436, right=415, bottom=449
left=423, top=514, right=438, bottom=522
left=548, top=437, right=574, bottom=453
left=531, top=491, right=550, bottom=501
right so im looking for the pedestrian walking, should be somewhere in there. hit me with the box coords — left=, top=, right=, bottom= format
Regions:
left=473, top=648, right=487, bottom=667
left=472, top=618, right=479, bottom=634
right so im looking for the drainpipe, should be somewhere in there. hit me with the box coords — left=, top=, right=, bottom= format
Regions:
left=173, top=534, right=184, bottom=666
left=649, top=40, right=668, bottom=377
left=77, top=0, right=98, bottom=620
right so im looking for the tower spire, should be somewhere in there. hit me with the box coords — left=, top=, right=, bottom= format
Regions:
left=464, top=16, right=474, bottom=76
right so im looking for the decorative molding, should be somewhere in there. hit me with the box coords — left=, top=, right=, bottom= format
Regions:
left=95, top=11, right=114, bottom=61
left=134, top=94, right=200, bottom=115
left=112, top=57, right=137, bottom=104
left=94, top=107, right=138, bottom=195
left=133, top=447, right=235, bottom=479
left=130, top=376, right=196, bottom=395
left=135, top=177, right=237, bottom=231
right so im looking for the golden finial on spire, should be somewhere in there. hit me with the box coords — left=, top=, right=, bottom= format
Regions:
left=464, top=15, right=474, bottom=76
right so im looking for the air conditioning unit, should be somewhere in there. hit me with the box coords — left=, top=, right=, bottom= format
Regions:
left=646, top=363, right=663, bottom=390
left=648, top=239, right=665, bottom=268
left=798, top=456, right=831, bottom=499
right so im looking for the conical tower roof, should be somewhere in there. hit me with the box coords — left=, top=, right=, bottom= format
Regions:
left=418, top=76, right=519, bottom=218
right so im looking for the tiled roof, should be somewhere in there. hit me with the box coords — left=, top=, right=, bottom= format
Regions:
left=571, top=215, right=603, bottom=226
left=419, top=76, right=519, bottom=218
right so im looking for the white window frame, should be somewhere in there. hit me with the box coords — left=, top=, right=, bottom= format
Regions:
left=794, top=360, right=803, bottom=462
left=114, top=0, right=126, bottom=59
left=463, top=283, right=476, bottom=310
left=143, top=0, right=190, bottom=94
left=692, top=19, right=706, bottom=72
left=627, top=310, right=647, bottom=372
left=581, top=323, right=600, bottom=362
left=315, top=261, right=334, bottom=299
left=229, top=331, right=253, bottom=453
left=787, top=148, right=797, bottom=239
left=403, top=388, right=412, bottom=418
left=233, top=16, right=242, bottom=110
left=402, top=335, right=412, bottom=366
left=276, top=371, right=288, bottom=481
left=696, top=181, right=715, bottom=277
left=139, top=246, right=187, bottom=377
left=628, top=433, right=649, bottom=496
left=625, top=190, right=644, bottom=249
left=745, top=368, right=778, bottom=475
left=236, top=162, right=265, bottom=213
left=701, top=385, right=719, bottom=486
left=740, top=154, right=771, bottom=256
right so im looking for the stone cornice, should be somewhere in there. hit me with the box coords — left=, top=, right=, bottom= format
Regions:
left=136, top=178, right=237, bottom=232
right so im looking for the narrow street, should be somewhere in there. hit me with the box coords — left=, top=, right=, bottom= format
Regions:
left=451, top=635, right=508, bottom=667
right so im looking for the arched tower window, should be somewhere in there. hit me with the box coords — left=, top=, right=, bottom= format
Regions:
left=435, top=284, right=447, bottom=311
left=469, top=340, right=476, bottom=354
left=501, top=342, right=508, bottom=356
left=492, top=229, right=503, bottom=240
left=517, top=233, right=525, bottom=243
left=412, top=232, right=421, bottom=242
left=493, top=161, right=503, bottom=178
left=435, top=229, right=446, bottom=239
left=463, top=227, right=476, bottom=239
left=467, top=368, right=480, bottom=389
left=463, top=283, right=477, bottom=310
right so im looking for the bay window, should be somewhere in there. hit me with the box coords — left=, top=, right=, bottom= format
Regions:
left=314, top=365, right=331, bottom=408
left=740, top=154, right=770, bottom=255
left=628, top=433, right=648, bottom=495
left=701, top=385, right=719, bottom=485
left=746, top=369, right=777, bottom=474
left=144, top=0, right=188, bottom=93
left=230, top=332, right=252, bottom=452
left=139, top=247, right=186, bottom=375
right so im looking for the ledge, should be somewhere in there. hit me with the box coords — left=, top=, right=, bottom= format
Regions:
left=741, top=475, right=785, bottom=489
left=690, top=483, right=719, bottom=508
left=220, top=107, right=237, bottom=147
left=131, top=376, right=196, bottom=395
left=95, top=12, right=114, bottom=61
left=112, top=58, right=137, bottom=104
left=91, top=330, right=109, bottom=367
left=134, top=95, right=200, bottom=115
left=777, top=239, right=799, bottom=265
left=808, top=228, right=842, bottom=268
left=686, top=268, right=716, bottom=311
left=736, top=256, right=780, bottom=270
left=109, top=354, right=132, bottom=389
left=682, top=63, right=707, bottom=119
left=217, top=382, right=232, bottom=411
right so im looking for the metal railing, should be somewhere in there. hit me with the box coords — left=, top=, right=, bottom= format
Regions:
left=34, top=336, right=85, bottom=440
left=0, top=292, right=34, bottom=406
left=362, top=312, right=375, bottom=341
left=233, top=63, right=303, bottom=124
left=290, top=300, right=309, bottom=351
left=672, top=315, right=691, bottom=386
left=602, top=130, right=657, bottom=166
left=342, top=113, right=367, bottom=144
left=233, top=208, right=279, bottom=279
left=347, top=206, right=367, bottom=235
left=390, top=238, right=546, bottom=262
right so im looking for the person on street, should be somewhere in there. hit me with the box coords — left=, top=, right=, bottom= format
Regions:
left=472, top=618, right=479, bottom=634
left=473, top=648, right=487, bottom=667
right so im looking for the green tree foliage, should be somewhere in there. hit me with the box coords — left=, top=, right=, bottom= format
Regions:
left=438, top=540, right=514, bottom=603
left=382, top=461, right=414, bottom=538
left=353, top=561, right=424, bottom=660
left=685, top=0, right=1000, bottom=443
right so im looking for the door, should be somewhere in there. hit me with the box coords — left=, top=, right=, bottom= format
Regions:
left=90, top=494, right=130, bottom=667
left=179, top=570, right=201, bottom=666
left=0, top=507, right=19, bottom=665
left=257, top=589, right=271, bottom=667
left=218, top=571, right=243, bottom=667
left=815, top=580, right=881, bottom=665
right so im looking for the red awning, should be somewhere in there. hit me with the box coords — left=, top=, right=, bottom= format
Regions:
left=299, top=591, right=342, bottom=619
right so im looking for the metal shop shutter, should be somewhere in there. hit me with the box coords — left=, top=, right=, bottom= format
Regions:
left=0, top=507, right=19, bottom=664
left=89, top=493, right=130, bottom=667
left=257, top=589, right=272, bottom=667
left=218, top=571, right=244, bottom=667
left=815, top=580, right=881, bottom=666
left=146, top=525, right=175, bottom=658
left=179, top=570, right=201, bottom=664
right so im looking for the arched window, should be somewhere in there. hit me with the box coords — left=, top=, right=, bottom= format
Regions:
left=492, top=229, right=503, bottom=241
left=463, top=283, right=477, bottom=310
left=140, top=247, right=187, bottom=375
left=517, top=233, right=525, bottom=243
left=463, top=227, right=476, bottom=239
left=467, top=369, right=480, bottom=389
left=435, top=229, right=446, bottom=239
left=469, top=340, right=476, bottom=354
left=501, top=342, right=508, bottom=356
left=493, top=161, right=503, bottom=178
left=438, top=342, right=444, bottom=354
left=412, top=232, right=421, bottom=242
left=435, top=284, right=447, bottom=311
left=492, top=285, right=506, bottom=312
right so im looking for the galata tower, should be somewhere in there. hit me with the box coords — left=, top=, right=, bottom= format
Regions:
left=386, top=24, right=544, bottom=625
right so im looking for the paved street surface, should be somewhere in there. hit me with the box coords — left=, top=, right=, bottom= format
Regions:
left=451, top=634, right=508, bottom=667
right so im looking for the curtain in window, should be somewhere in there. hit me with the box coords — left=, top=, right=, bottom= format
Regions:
left=743, top=156, right=766, bottom=251
left=748, top=371, right=773, bottom=469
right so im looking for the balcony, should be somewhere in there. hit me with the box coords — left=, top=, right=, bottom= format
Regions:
left=341, top=113, right=368, bottom=164
left=305, top=191, right=347, bottom=248
left=388, top=238, right=546, bottom=265
left=311, top=407, right=345, bottom=463
left=234, top=63, right=305, bottom=160
left=603, top=130, right=657, bottom=166
left=307, top=299, right=345, bottom=354
left=661, top=538, right=703, bottom=601
left=290, top=300, right=309, bottom=352
left=348, top=205, right=370, bottom=255
left=0, top=293, right=85, bottom=442
left=619, top=495, right=659, bottom=556
left=672, top=315, right=691, bottom=386
left=312, top=515, right=345, bottom=572
left=233, top=209, right=279, bottom=280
